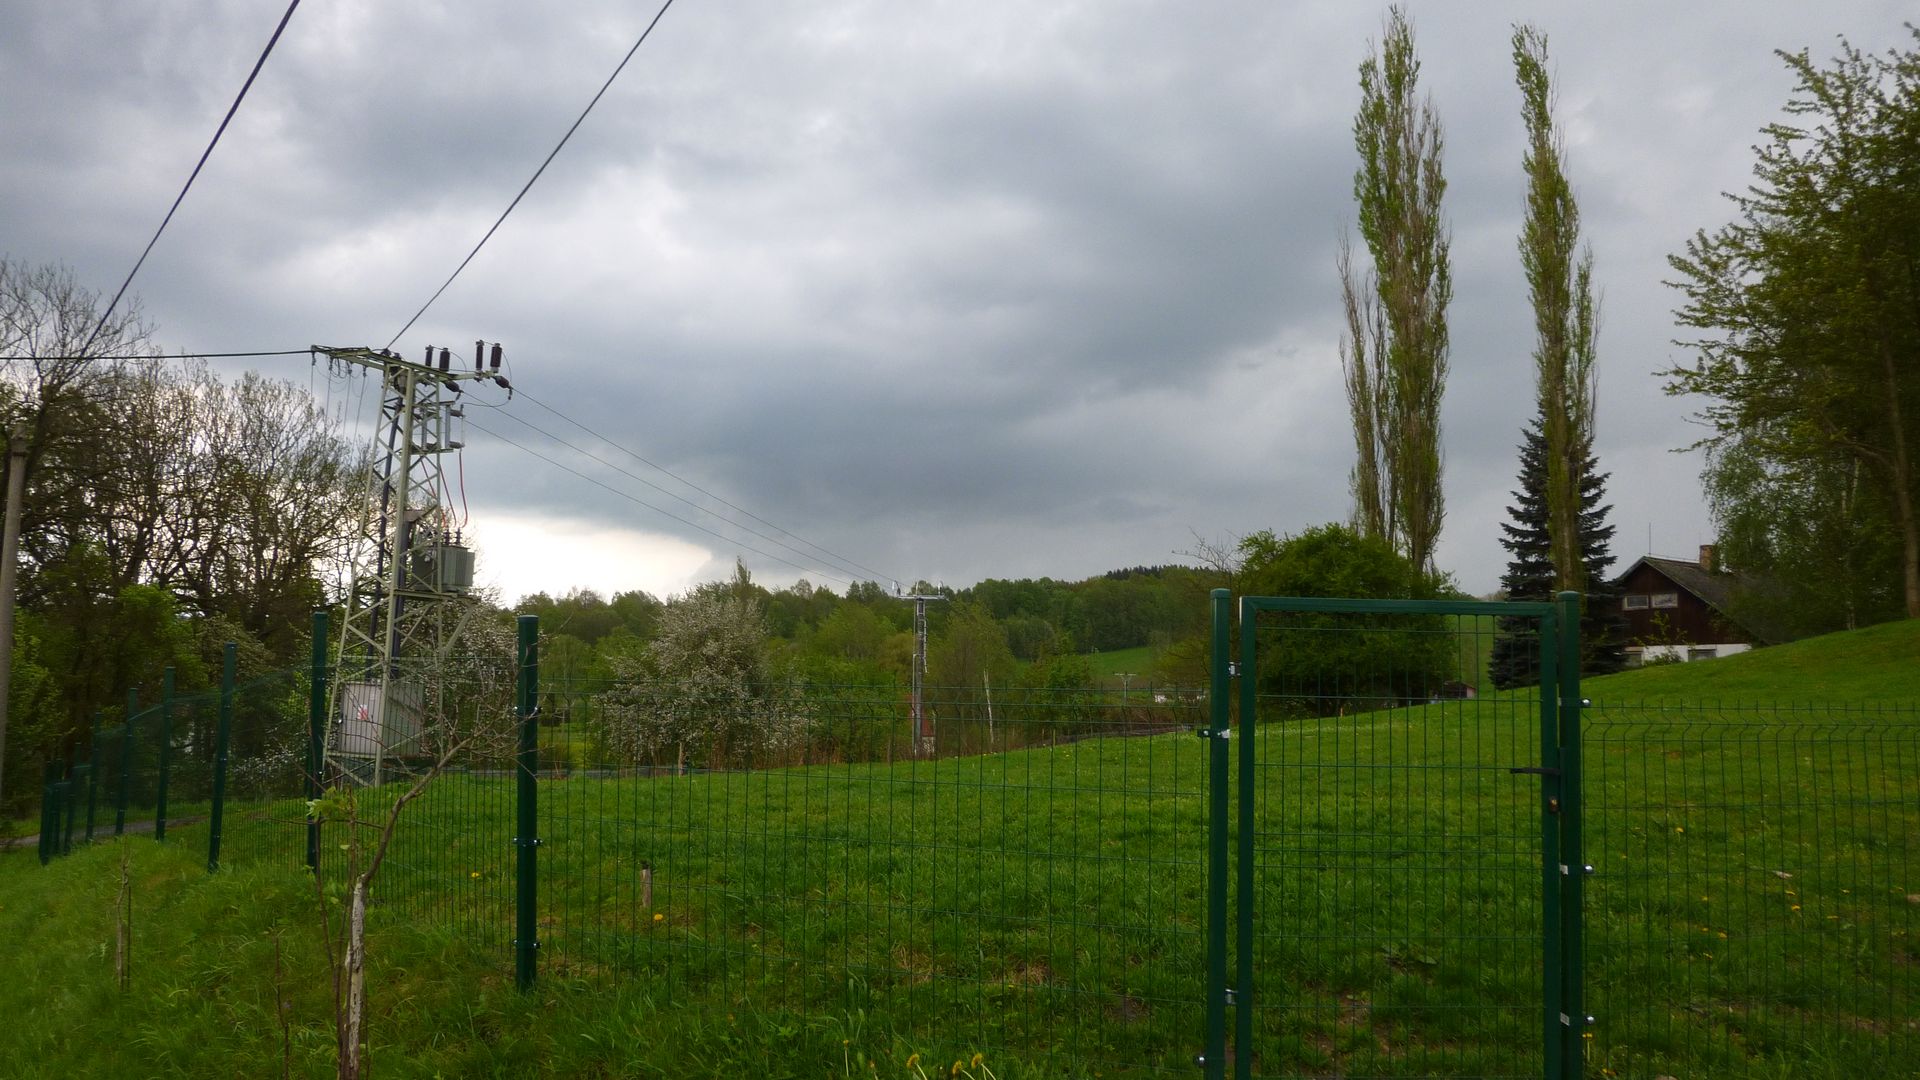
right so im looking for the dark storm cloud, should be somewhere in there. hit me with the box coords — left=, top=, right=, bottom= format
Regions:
left=3, top=1, right=1912, bottom=599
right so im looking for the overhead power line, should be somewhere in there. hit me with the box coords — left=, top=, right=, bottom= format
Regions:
left=465, top=416, right=858, bottom=588
left=493, top=403, right=889, bottom=586
left=76, top=0, right=303, bottom=360
left=0, top=349, right=313, bottom=363
left=514, top=388, right=900, bottom=585
left=385, top=0, right=679, bottom=349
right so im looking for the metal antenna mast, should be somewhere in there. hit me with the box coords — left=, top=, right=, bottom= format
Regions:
left=317, top=341, right=508, bottom=786
left=899, top=590, right=946, bottom=756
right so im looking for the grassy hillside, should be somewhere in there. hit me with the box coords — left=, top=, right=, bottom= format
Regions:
left=2, top=618, right=1913, bottom=1077
left=1583, top=617, right=1920, bottom=703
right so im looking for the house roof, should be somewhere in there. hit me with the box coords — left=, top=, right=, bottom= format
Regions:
left=1619, top=555, right=1736, bottom=610
left=1613, top=555, right=1780, bottom=643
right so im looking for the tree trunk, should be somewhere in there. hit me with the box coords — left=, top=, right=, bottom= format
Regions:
left=339, top=877, right=368, bottom=1080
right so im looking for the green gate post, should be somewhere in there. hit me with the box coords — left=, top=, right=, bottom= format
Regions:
left=116, top=687, right=136, bottom=836
left=514, top=614, right=539, bottom=990
left=69, top=761, right=91, bottom=847
left=208, top=643, right=236, bottom=872
left=84, top=712, right=101, bottom=842
left=307, top=611, right=328, bottom=872
left=1201, top=590, right=1230, bottom=1080
left=155, top=667, right=175, bottom=841
left=1555, top=591, right=1587, bottom=1078
left=1234, top=597, right=1260, bottom=1080
left=1539, top=606, right=1564, bottom=1080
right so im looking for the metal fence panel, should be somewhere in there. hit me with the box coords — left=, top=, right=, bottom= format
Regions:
left=1583, top=700, right=1920, bottom=1076
left=535, top=672, right=1212, bottom=1073
left=1231, top=598, right=1563, bottom=1080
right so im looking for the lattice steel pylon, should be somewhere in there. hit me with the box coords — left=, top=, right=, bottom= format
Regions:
left=317, top=343, right=506, bottom=787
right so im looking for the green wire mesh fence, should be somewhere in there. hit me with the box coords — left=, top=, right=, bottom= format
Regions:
left=23, top=615, right=1919, bottom=1078
left=1583, top=700, right=1919, bottom=1076
left=533, top=675, right=1213, bottom=1073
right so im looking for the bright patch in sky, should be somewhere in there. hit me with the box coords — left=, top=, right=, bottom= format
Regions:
left=466, top=511, right=711, bottom=605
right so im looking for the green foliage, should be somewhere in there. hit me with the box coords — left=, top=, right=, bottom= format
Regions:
left=1705, top=436, right=1905, bottom=640
left=1238, top=523, right=1454, bottom=714
left=1665, top=27, right=1920, bottom=619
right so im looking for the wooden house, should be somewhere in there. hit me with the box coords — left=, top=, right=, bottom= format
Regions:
left=1612, top=545, right=1762, bottom=666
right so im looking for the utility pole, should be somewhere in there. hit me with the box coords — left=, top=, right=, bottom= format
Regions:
left=318, top=342, right=505, bottom=786
left=0, top=423, right=27, bottom=810
left=899, top=591, right=946, bottom=756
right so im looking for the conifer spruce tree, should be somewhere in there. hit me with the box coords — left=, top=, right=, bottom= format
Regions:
left=1490, top=422, right=1625, bottom=688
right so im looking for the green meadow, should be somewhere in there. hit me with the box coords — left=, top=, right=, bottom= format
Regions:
left=2, top=621, right=1914, bottom=1078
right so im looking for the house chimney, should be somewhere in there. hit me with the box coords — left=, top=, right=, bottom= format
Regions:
left=1699, top=544, right=1717, bottom=572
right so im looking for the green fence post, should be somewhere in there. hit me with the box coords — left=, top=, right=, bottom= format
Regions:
left=155, top=666, right=175, bottom=842
left=61, top=758, right=78, bottom=854
left=307, top=610, right=328, bottom=872
left=208, top=642, right=236, bottom=872
left=1556, top=590, right=1587, bottom=1078
left=1200, top=589, right=1229, bottom=1080
left=84, top=711, right=100, bottom=842
left=1234, top=596, right=1260, bottom=1080
left=116, top=687, right=136, bottom=836
left=514, top=613, right=539, bottom=990
left=38, top=759, right=57, bottom=864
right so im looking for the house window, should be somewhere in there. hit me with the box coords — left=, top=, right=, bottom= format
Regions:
left=1623, top=594, right=1649, bottom=611
left=1651, top=592, right=1680, bottom=609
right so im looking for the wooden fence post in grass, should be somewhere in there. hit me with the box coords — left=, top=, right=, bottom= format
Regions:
left=114, top=843, right=132, bottom=990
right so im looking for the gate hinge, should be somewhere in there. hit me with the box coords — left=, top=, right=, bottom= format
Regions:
left=1224, top=987, right=1237, bottom=1005
left=1227, top=661, right=1239, bottom=678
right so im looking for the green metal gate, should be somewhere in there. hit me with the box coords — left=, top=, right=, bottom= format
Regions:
left=1203, top=590, right=1585, bottom=1080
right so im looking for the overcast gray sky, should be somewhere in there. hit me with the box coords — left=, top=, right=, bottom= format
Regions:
left=3, top=1, right=1909, bottom=603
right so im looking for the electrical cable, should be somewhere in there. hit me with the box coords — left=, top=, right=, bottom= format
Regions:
left=74, top=0, right=303, bottom=360
left=491, top=404, right=888, bottom=586
left=384, top=0, right=678, bottom=349
left=465, top=415, right=857, bottom=587
left=512, top=388, right=899, bottom=585
left=0, top=349, right=313, bottom=363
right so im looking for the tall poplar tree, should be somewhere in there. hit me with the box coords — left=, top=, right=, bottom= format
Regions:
left=1341, top=5, right=1451, bottom=573
left=1513, top=24, right=1599, bottom=597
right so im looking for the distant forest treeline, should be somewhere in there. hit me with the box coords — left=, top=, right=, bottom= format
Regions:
left=521, top=562, right=1223, bottom=693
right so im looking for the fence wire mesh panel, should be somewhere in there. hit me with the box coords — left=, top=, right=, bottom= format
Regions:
left=1583, top=701, right=1920, bottom=1077
left=184, top=665, right=310, bottom=869
left=305, top=651, right=525, bottom=961
left=537, top=675, right=1211, bottom=1073
left=1233, top=599, right=1563, bottom=1080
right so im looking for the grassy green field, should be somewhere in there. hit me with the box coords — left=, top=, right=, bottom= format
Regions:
left=3, top=620, right=1916, bottom=1077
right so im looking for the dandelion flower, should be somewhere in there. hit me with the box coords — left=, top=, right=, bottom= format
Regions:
left=653, top=913, right=665, bottom=922
left=470, top=871, right=482, bottom=880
